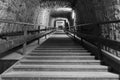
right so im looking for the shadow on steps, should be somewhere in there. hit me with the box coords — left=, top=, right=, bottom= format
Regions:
left=0, top=60, right=17, bottom=74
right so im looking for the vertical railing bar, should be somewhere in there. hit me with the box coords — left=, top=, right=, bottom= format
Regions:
left=38, top=26, right=40, bottom=44
left=23, top=24, right=27, bottom=55
left=96, top=24, right=102, bottom=60
left=74, top=26, right=76, bottom=39
left=45, top=26, right=47, bottom=39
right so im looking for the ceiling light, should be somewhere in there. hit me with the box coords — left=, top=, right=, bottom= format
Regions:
left=56, top=8, right=72, bottom=11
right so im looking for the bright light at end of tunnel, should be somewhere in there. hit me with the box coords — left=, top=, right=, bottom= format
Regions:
left=56, top=8, right=72, bottom=11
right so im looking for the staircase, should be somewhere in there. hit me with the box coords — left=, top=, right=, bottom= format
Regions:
left=1, top=30, right=119, bottom=80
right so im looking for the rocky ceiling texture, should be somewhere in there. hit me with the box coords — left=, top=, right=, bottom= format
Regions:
left=0, top=0, right=74, bottom=27
left=0, top=0, right=73, bottom=36
left=0, top=0, right=120, bottom=39
left=0, top=0, right=120, bottom=56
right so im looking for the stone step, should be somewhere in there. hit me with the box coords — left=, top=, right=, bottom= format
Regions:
left=40, top=45, right=82, bottom=46
left=19, top=60, right=101, bottom=65
left=36, top=46, right=84, bottom=48
left=38, top=46, right=84, bottom=48
left=2, top=32, right=118, bottom=80
left=13, top=65, right=108, bottom=72
left=35, top=48, right=85, bottom=50
left=28, top=53, right=91, bottom=56
left=41, top=43, right=79, bottom=44
left=23, top=56, right=95, bottom=60
left=2, top=72, right=119, bottom=80
left=32, top=49, right=88, bottom=52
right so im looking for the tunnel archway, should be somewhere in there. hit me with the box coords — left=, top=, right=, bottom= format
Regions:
left=53, top=18, right=70, bottom=30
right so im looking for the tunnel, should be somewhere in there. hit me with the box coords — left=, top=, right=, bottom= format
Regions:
left=0, top=0, right=120, bottom=80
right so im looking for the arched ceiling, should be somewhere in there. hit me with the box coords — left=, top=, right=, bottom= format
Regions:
left=23, top=0, right=76, bottom=20
left=23, top=0, right=77, bottom=9
left=39, top=0, right=77, bottom=8
left=37, top=0, right=74, bottom=25
left=23, top=0, right=76, bottom=26
left=50, top=10, right=72, bottom=18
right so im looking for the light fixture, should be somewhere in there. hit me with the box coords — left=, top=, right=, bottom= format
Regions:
left=56, top=8, right=72, bottom=11
left=72, top=10, right=75, bottom=19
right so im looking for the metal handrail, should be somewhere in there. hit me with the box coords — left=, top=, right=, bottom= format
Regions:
left=0, top=19, right=55, bottom=55
left=66, top=20, right=120, bottom=73
left=0, top=19, right=54, bottom=28
left=0, top=19, right=40, bottom=26
left=67, top=19, right=120, bottom=54
left=70, top=20, right=120, bottom=27
left=0, top=19, right=55, bottom=37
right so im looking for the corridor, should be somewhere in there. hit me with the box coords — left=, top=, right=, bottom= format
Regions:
left=0, top=0, right=120, bottom=80
left=1, top=30, right=119, bottom=80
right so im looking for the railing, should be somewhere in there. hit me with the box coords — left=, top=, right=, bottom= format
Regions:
left=0, top=19, right=55, bottom=56
left=66, top=20, right=120, bottom=74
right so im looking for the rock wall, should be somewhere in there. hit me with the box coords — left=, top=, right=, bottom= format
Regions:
left=75, top=0, right=98, bottom=35
left=0, top=0, right=68, bottom=33
left=93, top=0, right=120, bottom=56
left=94, top=0, right=120, bottom=42
left=0, top=0, right=37, bottom=33
left=75, top=0, right=120, bottom=57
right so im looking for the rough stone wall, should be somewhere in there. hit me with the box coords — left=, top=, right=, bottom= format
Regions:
left=0, top=0, right=38, bottom=33
left=75, top=0, right=97, bottom=24
left=0, top=0, right=38, bottom=22
left=0, top=0, right=70, bottom=33
left=74, top=0, right=120, bottom=57
left=0, top=0, right=46, bottom=44
left=94, top=0, right=120, bottom=41
left=75, top=0, right=98, bottom=35
left=93, top=0, right=120, bottom=56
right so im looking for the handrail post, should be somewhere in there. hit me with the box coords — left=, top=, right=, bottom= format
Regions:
left=97, top=24, right=102, bottom=60
left=74, top=26, right=76, bottom=39
left=97, top=41, right=102, bottom=60
left=23, top=24, right=27, bottom=55
left=38, top=26, right=40, bottom=44
left=45, top=26, right=47, bottom=39
left=78, top=26, right=83, bottom=45
left=81, top=36, right=83, bottom=45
